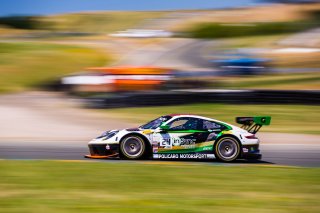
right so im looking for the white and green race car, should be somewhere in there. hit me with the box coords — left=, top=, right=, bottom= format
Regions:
left=85, top=114, right=271, bottom=162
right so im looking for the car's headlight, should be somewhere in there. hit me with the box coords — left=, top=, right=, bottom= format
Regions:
left=96, top=130, right=119, bottom=140
left=103, top=131, right=119, bottom=140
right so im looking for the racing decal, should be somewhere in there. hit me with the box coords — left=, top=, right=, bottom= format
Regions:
left=214, top=130, right=235, bottom=141
left=152, top=131, right=218, bottom=154
left=142, top=129, right=153, bottom=135
left=218, top=130, right=233, bottom=136
left=242, top=145, right=260, bottom=154
left=157, top=141, right=214, bottom=154
left=160, top=137, right=196, bottom=149
left=153, top=153, right=215, bottom=159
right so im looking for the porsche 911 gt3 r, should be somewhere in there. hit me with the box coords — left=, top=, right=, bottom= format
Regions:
left=85, top=114, right=271, bottom=162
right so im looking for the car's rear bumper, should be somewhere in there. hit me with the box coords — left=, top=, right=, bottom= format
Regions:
left=241, top=144, right=261, bottom=160
left=242, top=152, right=262, bottom=160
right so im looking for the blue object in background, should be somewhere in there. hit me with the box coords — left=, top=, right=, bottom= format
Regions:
left=211, top=54, right=270, bottom=75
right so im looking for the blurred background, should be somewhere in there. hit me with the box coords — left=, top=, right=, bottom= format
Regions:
left=0, top=0, right=319, bottom=212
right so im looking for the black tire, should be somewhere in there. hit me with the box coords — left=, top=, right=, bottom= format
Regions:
left=214, top=137, right=240, bottom=162
left=120, top=135, right=146, bottom=160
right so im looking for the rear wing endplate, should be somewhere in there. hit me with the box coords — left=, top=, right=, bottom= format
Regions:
left=236, top=116, right=271, bottom=134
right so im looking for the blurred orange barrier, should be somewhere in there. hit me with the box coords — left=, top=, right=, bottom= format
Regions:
left=87, top=66, right=171, bottom=75
left=64, top=66, right=173, bottom=92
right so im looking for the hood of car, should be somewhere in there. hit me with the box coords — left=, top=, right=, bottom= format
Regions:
left=126, top=127, right=141, bottom=131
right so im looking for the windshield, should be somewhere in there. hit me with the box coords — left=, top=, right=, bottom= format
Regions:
left=139, top=116, right=172, bottom=129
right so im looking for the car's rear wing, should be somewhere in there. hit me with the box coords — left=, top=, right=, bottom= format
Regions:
left=236, top=116, right=271, bottom=134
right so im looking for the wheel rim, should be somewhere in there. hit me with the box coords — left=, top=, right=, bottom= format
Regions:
left=122, top=137, right=143, bottom=157
left=217, top=139, right=238, bottom=160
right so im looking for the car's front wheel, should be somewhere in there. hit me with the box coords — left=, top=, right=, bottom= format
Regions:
left=120, top=135, right=146, bottom=159
left=214, top=137, right=240, bottom=162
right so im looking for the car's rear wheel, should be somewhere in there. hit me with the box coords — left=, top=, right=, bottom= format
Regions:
left=120, top=135, right=146, bottom=159
left=214, top=137, right=240, bottom=162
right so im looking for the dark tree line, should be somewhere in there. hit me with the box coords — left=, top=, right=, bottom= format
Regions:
left=0, top=16, right=46, bottom=29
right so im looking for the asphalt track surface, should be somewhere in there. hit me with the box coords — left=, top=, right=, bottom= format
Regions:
left=1, top=142, right=319, bottom=167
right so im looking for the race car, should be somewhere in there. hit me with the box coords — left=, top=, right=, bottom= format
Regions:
left=85, top=114, right=271, bottom=162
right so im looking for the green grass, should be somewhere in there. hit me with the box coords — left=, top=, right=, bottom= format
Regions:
left=104, top=104, right=320, bottom=134
left=0, top=160, right=319, bottom=213
left=0, top=42, right=109, bottom=92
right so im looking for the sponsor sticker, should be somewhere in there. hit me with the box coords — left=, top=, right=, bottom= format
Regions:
left=153, top=153, right=215, bottom=159
left=202, top=146, right=213, bottom=151
left=160, top=138, right=196, bottom=149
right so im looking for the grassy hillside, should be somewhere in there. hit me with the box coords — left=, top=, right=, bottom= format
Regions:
left=0, top=11, right=169, bottom=34
left=49, top=11, right=168, bottom=33
left=0, top=42, right=109, bottom=92
left=183, top=4, right=320, bottom=39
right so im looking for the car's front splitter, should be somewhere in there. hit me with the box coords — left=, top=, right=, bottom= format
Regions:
left=85, top=144, right=119, bottom=159
left=84, top=153, right=118, bottom=159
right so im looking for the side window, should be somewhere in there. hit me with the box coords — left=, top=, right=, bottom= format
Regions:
left=202, top=120, right=222, bottom=130
left=167, top=117, right=202, bottom=130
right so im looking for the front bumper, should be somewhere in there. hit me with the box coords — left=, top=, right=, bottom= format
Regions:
left=85, top=144, right=119, bottom=159
left=241, top=144, right=261, bottom=160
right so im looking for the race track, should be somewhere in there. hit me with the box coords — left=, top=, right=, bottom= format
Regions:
left=1, top=141, right=319, bottom=167
left=0, top=93, right=319, bottom=167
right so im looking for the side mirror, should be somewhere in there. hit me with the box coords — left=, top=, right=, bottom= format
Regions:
left=160, top=124, right=170, bottom=131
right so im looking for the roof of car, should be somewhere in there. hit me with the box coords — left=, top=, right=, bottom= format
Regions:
left=162, top=114, right=238, bottom=130
left=166, top=114, right=223, bottom=123
left=166, top=114, right=215, bottom=121
left=167, top=113, right=198, bottom=117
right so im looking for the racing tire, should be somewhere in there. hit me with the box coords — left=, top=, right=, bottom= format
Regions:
left=214, top=137, right=240, bottom=162
left=120, top=135, right=146, bottom=160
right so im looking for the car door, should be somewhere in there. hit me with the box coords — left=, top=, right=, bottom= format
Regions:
left=153, top=117, right=206, bottom=155
left=152, top=117, right=225, bottom=158
left=198, top=120, right=225, bottom=152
